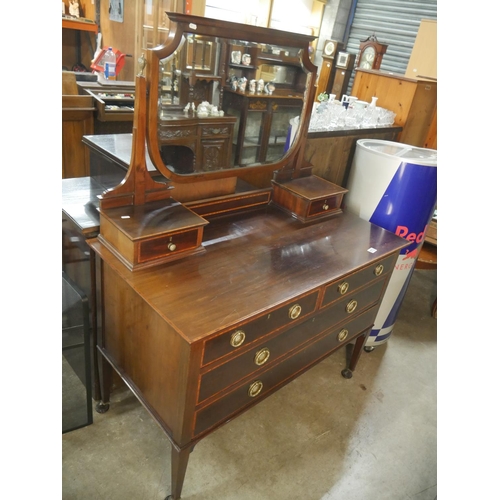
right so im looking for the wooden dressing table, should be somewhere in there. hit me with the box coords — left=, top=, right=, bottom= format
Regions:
left=83, top=13, right=408, bottom=499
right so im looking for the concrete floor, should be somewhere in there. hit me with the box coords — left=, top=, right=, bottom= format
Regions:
left=62, top=268, right=437, bottom=500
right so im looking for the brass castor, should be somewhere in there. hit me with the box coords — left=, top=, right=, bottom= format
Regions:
left=364, top=346, right=375, bottom=353
left=341, top=368, right=352, bottom=379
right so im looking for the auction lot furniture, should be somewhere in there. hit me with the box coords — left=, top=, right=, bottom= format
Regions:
left=69, top=13, right=408, bottom=499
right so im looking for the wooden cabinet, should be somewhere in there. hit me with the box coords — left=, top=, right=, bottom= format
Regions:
left=90, top=207, right=407, bottom=498
left=221, top=43, right=307, bottom=167
left=158, top=113, right=237, bottom=173
left=64, top=13, right=411, bottom=500
left=62, top=94, right=94, bottom=178
left=78, top=81, right=136, bottom=135
left=351, top=69, right=437, bottom=148
left=222, top=89, right=303, bottom=166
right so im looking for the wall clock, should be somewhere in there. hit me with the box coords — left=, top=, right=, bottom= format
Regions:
left=356, top=34, right=388, bottom=71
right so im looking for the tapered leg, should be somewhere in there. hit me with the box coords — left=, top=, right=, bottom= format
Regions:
left=341, top=333, right=367, bottom=379
left=166, top=446, right=191, bottom=500
left=95, top=347, right=112, bottom=413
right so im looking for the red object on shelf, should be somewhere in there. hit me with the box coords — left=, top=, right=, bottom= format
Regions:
left=91, top=47, right=127, bottom=75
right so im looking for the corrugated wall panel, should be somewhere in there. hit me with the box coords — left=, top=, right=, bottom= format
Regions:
left=346, top=0, right=437, bottom=91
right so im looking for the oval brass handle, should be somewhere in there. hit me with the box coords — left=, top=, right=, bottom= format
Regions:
left=346, top=300, right=357, bottom=314
left=230, top=330, right=246, bottom=348
left=289, top=304, right=302, bottom=320
left=338, top=281, right=349, bottom=295
left=248, top=380, right=263, bottom=398
left=168, top=242, right=177, bottom=252
left=322, top=203, right=329, bottom=211
left=374, top=264, right=384, bottom=276
left=337, top=329, right=349, bottom=342
left=254, top=347, right=270, bottom=366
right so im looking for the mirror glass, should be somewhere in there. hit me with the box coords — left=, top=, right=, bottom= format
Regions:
left=155, top=31, right=311, bottom=176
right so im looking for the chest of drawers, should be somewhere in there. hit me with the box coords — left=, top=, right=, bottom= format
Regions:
left=90, top=207, right=407, bottom=499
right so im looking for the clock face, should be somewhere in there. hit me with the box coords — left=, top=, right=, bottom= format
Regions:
left=360, top=46, right=376, bottom=69
left=324, top=41, right=335, bottom=56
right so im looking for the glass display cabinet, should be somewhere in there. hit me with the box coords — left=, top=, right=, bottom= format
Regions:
left=82, top=12, right=409, bottom=500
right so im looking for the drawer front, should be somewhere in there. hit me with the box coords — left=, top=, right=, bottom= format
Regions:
left=138, top=228, right=201, bottom=264
left=201, top=125, right=233, bottom=138
left=322, top=254, right=395, bottom=308
left=194, top=307, right=377, bottom=437
left=308, top=194, right=344, bottom=217
left=159, top=126, right=197, bottom=141
left=198, top=292, right=378, bottom=404
left=202, top=291, right=319, bottom=366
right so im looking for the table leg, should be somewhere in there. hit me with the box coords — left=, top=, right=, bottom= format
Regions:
left=95, top=347, right=112, bottom=413
left=341, top=332, right=367, bottom=379
left=166, top=446, right=191, bottom=500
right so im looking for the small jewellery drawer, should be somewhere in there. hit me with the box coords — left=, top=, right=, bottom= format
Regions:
left=198, top=295, right=377, bottom=403
left=194, top=307, right=377, bottom=436
left=138, top=228, right=201, bottom=264
left=307, top=195, right=344, bottom=217
left=202, top=291, right=319, bottom=366
left=322, top=254, right=395, bottom=308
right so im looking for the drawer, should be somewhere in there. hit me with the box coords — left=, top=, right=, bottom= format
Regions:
left=198, top=293, right=377, bottom=404
left=194, top=307, right=377, bottom=436
left=158, top=126, right=197, bottom=140
left=202, top=291, right=319, bottom=366
left=322, top=254, right=396, bottom=308
left=201, top=125, right=233, bottom=138
left=138, top=227, right=203, bottom=264
left=307, top=194, right=344, bottom=218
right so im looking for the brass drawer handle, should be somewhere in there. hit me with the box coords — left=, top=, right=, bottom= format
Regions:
left=248, top=380, right=263, bottom=398
left=289, top=304, right=302, bottom=320
left=337, top=329, right=349, bottom=342
left=254, top=347, right=270, bottom=366
left=338, top=281, right=349, bottom=295
left=230, top=330, right=246, bottom=348
left=346, top=300, right=357, bottom=314
left=168, top=242, right=177, bottom=252
left=374, top=264, right=384, bottom=276
left=322, top=203, right=329, bottom=211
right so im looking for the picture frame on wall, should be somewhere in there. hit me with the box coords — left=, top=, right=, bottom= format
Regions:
left=109, top=0, right=124, bottom=23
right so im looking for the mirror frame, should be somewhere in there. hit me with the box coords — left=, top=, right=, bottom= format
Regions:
left=144, top=12, right=318, bottom=183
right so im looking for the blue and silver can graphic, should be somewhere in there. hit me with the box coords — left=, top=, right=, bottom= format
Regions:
left=344, top=140, right=437, bottom=347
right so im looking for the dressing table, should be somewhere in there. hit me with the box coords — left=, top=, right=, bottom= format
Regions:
left=85, top=13, right=408, bottom=499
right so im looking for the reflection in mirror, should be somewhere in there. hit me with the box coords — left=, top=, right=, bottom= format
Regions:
left=156, top=32, right=310, bottom=176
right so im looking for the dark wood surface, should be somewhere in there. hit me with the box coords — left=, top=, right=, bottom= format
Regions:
left=62, top=177, right=104, bottom=236
left=91, top=207, right=407, bottom=344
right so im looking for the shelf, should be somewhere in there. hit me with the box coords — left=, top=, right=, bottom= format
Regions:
left=62, top=16, right=98, bottom=33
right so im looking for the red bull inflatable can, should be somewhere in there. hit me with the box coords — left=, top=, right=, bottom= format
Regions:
left=344, top=139, right=437, bottom=348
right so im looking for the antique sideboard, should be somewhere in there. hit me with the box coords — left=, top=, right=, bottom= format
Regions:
left=71, top=13, right=408, bottom=499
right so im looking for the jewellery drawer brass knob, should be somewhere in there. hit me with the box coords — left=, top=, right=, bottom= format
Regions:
left=168, top=242, right=177, bottom=252
left=346, top=300, right=357, bottom=314
left=254, top=347, right=270, bottom=366
left=230, top=330, right=246, bottom=348
left=374, top=264, right=384, bottom=276
left=337, top=329, right=348, bottom=342
left=338, top=281, right=349, bottom=295
left=248, top=380, right=263, bottom=398
left=322, top=203, right=329, bottom=211
left=289, top=304, right=302, bottom=320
